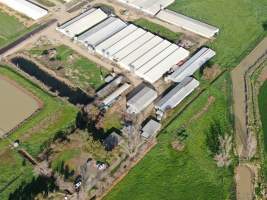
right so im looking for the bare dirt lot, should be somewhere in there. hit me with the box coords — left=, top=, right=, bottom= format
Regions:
left=0, top=75, right=42, bottom=136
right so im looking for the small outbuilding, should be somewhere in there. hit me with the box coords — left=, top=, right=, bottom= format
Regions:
left=141, top=119, right=161, bottom=139
left=127, top=86, right=157, bottom=114
left=104, top=132, right=123, bottom=151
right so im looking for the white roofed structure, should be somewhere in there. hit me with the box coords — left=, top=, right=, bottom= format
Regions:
left=105, top=28, right=146, bottom=59
left=155, top=77, right=199, bottom=112
left=77, top=17, right=127, bottom=49
left=116, top=0, right=175, bottom=15
left=95, top=24, right=138, bottom=56
left=168, top=47, right=216, bottom=82
left=102, top=83, right=130, bottom=107
left=0, top=0, right=47, bottom=20
left=127, top=86, right=157, bottom=114
left=156, top=10, right=219, bottom=38
left=141, top=119, right=161, bottom=139
left=57, top=8, right=108, bottom=38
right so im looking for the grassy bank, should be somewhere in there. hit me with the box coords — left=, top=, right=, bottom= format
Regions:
left=133, top=19, right=181, bottom=43
left=0, top=11, right=31, bottom=48
left=0, top=66, right=78, bottom=199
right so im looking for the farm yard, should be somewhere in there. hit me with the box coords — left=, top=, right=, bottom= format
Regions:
left=0, top=10, right=30, bottom=48
left=0, top=66, right=78, bottom=200
left=104, top=0, right=267, bottom=199
left=104, top=73, right=234, bottom=200
left=0, top=76, right=41, bottom=136
left=29, top=44, right=109, bottom=93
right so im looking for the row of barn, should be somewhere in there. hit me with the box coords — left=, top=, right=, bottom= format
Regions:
left=57, top=8, right=216, bottom=119
left=114, top=0, right=219, bottom=39
left=57, top=8, right=190, bottom=84
left=0, top=0, right=47, bottom=20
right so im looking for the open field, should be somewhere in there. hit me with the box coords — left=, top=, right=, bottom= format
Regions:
left=0, top=66, right=78, bottom=199
left=29, top=44, right=109, bottom=92
left=104, top=73, right=234, bottom=200
left=259, top=80, right=267, bottom=151
left=169, top=0, right=267, bottom=68
left=0, top=10, right=30, bottom=48
left=0, top=76, right=41, bottom=136
left=133, top=19, right=181, bottom=43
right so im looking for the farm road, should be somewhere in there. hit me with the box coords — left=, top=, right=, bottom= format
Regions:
left=232, top=37, right=267, bottom=200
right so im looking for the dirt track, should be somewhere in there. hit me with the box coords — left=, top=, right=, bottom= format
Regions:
left=231, top=37, right=267, bottom=158
left=231, top=37, right=267, bottom=200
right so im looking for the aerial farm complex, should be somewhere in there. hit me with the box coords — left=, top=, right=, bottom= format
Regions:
left=1, top=0, right=266, bottom=199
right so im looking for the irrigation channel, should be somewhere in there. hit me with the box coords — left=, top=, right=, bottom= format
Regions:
left=11, top=57, right=93, bottom=105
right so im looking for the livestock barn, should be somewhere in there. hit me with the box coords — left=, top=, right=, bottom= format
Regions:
left=116, top=0, right=175, bottom=15
left=156, top=10, right=219, bottom=39
left=168, top=47, right=216, bottom=83
left=57, top=8, right=108, bottom=38
left=93, top=23, right=189, bottom=83
left=0, top=0, right=47, bottom=20
left=57, top=8, right=190, bottom=84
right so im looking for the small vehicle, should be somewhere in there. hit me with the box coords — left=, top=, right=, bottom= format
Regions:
left=74, top=175, right=82, bottom=189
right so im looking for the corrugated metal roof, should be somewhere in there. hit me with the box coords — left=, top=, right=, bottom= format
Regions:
left=95, top=24, right=138, bottom=56
left=77, top=17, right=127, bottom=48
left=106, top=28, right=146, bottom=58
left=117, top=0, right=175, bottom=15
left=127, top=86, right=157, bottom=114
left=119, top=36, right=163, bottom=69
left=156, top=10, right=219, bottom=38
left=113, top=32, right=154, bottom=63
left=0, top=0, right=47, bottom=20
left=143, top=47, right=190, bottom=83
left=169, top=47, right=216, bottom=82
left=141, top=119, right=161, bottom=138
left=57, top=8, right=108, bottom=37
left=155, top=77, right=199, bottom=112
left=102, top=83, right=130, bottom=106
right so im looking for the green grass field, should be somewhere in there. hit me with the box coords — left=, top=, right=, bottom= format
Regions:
left=105, top=73, right=234, bottom=200
left=133, top=19, right=181, bottom=42
left=0, top=11, right=30, bottom=48
left=259, top=77, right=267, bottom=180
left=0, top=66, right=78, bottom=199
left=169, top=0, right=267, bottom=68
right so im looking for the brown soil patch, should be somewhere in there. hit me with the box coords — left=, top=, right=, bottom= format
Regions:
left=0, top=75, right=43, bottom=137
left=171, top=140, right=185, bottom=152
left=203, top=64, right=221, bottom=81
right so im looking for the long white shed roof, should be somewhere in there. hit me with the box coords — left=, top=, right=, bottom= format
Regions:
left=130, top=40, right=171, bottom=70
left=142, top=47, right=190, bottom=83
left=119, top=36, right=163, bottom=69
left=113, top=32, right=154, bottom=64
left=0, top=0, right=47, bottom=20
left=127, top=86, right=157, bottom=114
left=156, top=9, right=219, bottom=39
left=106, top=28, right=146, bottom=59
left=103, top=83, right=130, bottom=106
left=155, top=77, right=199, bottom=112
left=117, top=0, right=175, bottom=15
left=57, top=8, right=108, bottom=38
left=77, top=17, right=127, bottom=48
left=136, top=44, right=178, bottom=76
left=95, top=24, right=137, bottom=56
left=169, top=47, right=216, bottom=82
